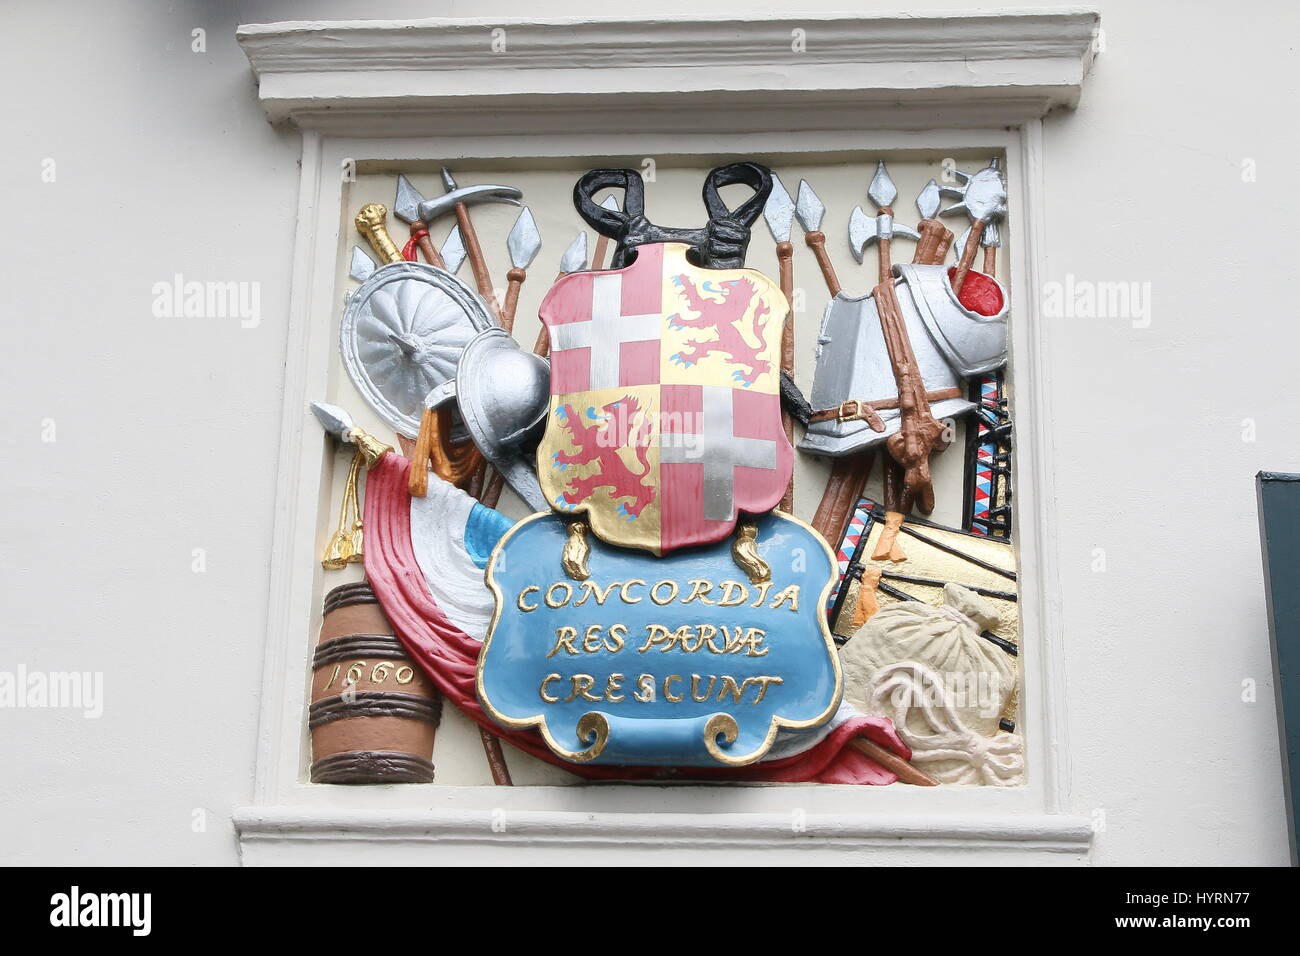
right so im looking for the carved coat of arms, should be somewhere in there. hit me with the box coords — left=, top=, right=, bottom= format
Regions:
left=537, top=241, right=794, bottom=554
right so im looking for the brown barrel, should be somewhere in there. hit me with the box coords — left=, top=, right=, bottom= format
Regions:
left=309, top=580, right=441, bottom=784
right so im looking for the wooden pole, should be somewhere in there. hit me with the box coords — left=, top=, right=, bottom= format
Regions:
left=849, top=737, right=940, bottom=786
left=777, top=239, right=796, bottom=512
left=803, top=230, right=841, bottom=297
left=951, top=218, right=986, bottom=296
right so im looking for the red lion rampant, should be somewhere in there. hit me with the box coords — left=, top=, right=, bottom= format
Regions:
left=667, top=275, right=773, bottom=386
left=550, top=395, right=656, bottom=519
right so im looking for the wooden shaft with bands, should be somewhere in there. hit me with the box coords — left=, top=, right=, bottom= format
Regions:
left=876, top=206, right=895, bottom=286
left=412, top=221, right=445, bottom=268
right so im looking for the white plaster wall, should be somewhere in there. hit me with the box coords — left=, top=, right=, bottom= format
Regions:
left=0, top=0, right=1292, bottom=865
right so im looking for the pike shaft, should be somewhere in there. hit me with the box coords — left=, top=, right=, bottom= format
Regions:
left=454, top=203, right=502, bottom=317
left=951, top=218, right=986, bottom=296
left=804, top=231, right=841, bottom=297
left=777, top=240, right=796, bottom=512
left=812, top=453, right=873, bottom=546
left=501, top=268, right=526, bottom=334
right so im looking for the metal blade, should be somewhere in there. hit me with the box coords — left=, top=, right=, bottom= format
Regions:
left=916, top=179, right=942, bottom=221
left=983, top=219, right=1002, bottom=247
left=954, top=225, right=972, bottom=264
left=393, top=174, right=426, bottom=224
left=349, top=246, right=377, bottom=282
left=847, top=206, right=874, bottom=263
left=763, top=172, right=795, bottom=243
left=441, top=224, right=467, bottom=274
left=558, top=232, right=588, bottom=274
left=601, top=194, right=621, bottom=212
left=794, top=180, right=825, bottom=233
left=311, top=401, right=356, bottom=441
left=507, top=206, right=542, bottom=270
left=866, top=161, right=898, bottom=210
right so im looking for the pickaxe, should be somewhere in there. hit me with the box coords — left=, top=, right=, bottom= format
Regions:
left=794, top=179, right=841, bottom=297
left=763, top=172, right=797, bottom=512
left=392, top=174, right=446, bottom=268
left=939, top=158, right=1007, bottom=295
left=416, top=168, right=522, bottom=317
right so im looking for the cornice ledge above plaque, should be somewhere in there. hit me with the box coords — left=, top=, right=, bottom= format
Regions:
left=237, top=9, right=1101, bottom=134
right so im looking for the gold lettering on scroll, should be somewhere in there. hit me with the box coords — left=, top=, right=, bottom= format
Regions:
left=516, top=578, right=800, bottom=613
left=537, top=672, right=786, bottom=706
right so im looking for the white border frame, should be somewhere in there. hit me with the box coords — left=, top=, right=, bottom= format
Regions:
left=235, top=11, right=1097, bottom=865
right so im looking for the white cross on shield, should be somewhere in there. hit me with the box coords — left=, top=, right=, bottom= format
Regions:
left=660, top=384, right=778, bottom=521
left=548, top=273, right=660, bottom=391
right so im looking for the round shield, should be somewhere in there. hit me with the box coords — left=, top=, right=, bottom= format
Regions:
left=340, top=261, right=495, bottom=439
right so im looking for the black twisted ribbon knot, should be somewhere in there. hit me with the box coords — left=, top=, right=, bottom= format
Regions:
left=572, top=162, right=773, bottom=270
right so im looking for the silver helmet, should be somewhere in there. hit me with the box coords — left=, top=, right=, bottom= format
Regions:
left=426, top=327, right=551, bottom=511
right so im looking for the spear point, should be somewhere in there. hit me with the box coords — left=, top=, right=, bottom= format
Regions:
left=866, top=161, right=898, bottom=210
left=794, top=180, right=825, bottom=233
left=311, top=402, right=356, bottom=441
left=916, top=179, right=942, bottom=221
left=763, top=172, right=795, bottom=243
left=559, top=232, right=588, bottom=274
left=507, top=207, right=542, bottom=270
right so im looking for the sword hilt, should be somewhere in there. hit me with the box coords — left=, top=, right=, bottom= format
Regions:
left=354, top=203, right=404, bottom=265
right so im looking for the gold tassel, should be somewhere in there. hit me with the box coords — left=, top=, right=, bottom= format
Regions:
left=322, top=450, right=365, bottom=570
left=732, top=522, right=771, bottom=585
left=344, top=450, right=365, bottom=564
left=561, top=521, right=591, bottom=581
left=320, top=530, right=353, bottom=571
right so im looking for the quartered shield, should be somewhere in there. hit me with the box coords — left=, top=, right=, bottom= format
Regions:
left=537, top=242, right=794, bottom=554
left=340, top=261, right=496, bottom=439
